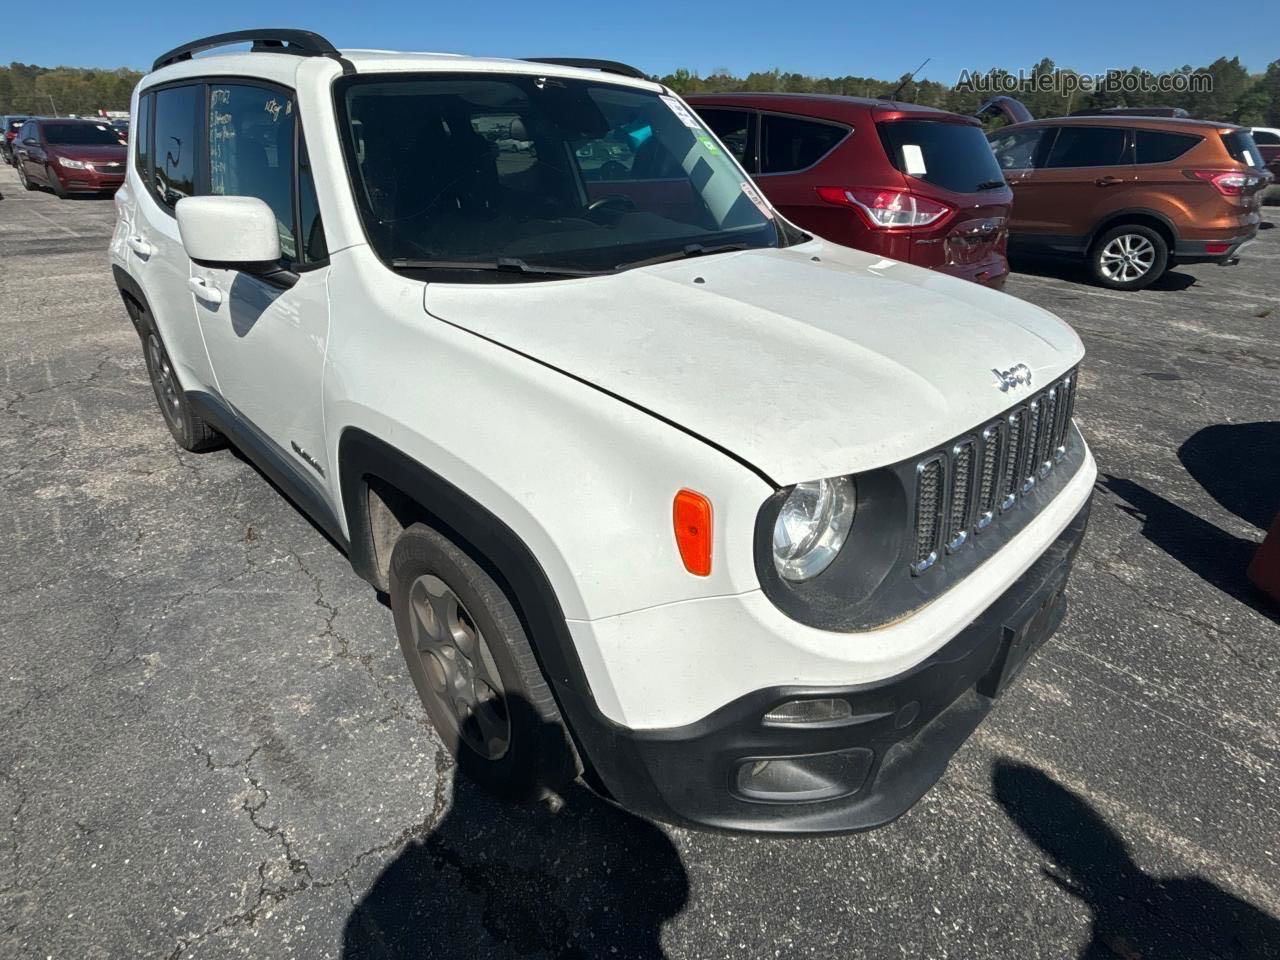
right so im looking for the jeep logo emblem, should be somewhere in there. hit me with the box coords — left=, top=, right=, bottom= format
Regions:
left=993, top=363, right=1033, bottom=391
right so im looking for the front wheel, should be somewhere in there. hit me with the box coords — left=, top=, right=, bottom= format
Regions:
left=389, top=523, right=575, bottom=801
left=17, top=163, right=37, bottom=191
left=1089, top=225, right=1168, bottom=290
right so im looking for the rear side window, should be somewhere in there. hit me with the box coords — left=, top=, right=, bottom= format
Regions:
left=209, top=83, right=297, bottom=260
left=1252, top=130, right=1280, bottom=145
left=152, top=84, right=202, bottom=207
left=134, top=94, right=152, bottom=179
left=1134, top=129, right=1201, bottom=164
left=878, top=119, right=1005, bottom=192
left=759, top=114, right=847, bottom=174
left=1044, top=126, right=1130, bottom=168
left=697, top=108, right=756, bottom=171
left=1221, top=130, right=1264, bottom=167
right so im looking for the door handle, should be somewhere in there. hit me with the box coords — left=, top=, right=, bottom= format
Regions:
left=127, top=235, right=154, bottom=257
left=187, top=276, right=223, bottom=304
left=1095, top=176, right=1123, bottom=187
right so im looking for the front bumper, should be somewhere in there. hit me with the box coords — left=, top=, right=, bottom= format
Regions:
left=585, top=498, right=1090, bottom=834
left=54, top=164, right=124, bottom=193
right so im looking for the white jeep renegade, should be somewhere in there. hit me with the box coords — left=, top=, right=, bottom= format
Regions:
left=111, top=30, right=1096, bottom=833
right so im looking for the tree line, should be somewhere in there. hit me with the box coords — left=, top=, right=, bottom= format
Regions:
left=2, top=55, right=1278, bottom=127
left=0, top=63, right=143, bottom=117
left=660, top=56, right=1280, bottom=127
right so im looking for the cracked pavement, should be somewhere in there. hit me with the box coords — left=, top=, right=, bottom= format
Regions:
left=1, top=163, right=1278, bottom=958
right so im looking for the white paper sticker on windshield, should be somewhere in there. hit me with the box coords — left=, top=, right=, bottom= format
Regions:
left=660, top=95, right=703, bottom=129
left=902, top=144, right=927, bottom=176
left=740, top=181, right=775, bottom=219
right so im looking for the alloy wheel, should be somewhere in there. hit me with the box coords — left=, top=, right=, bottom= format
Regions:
left=407, top=574, right=511, bottom=760
left=1099, top=233, right=1156, bottom=284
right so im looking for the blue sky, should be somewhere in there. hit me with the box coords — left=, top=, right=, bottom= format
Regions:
left=2, top=1, right=1273, bottom=79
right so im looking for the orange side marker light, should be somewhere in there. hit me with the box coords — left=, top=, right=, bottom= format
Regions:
left=673, top=489, right=713, bottom=577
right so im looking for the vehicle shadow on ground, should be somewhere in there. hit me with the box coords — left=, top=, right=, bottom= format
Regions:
left=342, top=713, right=689, bottom=959
left=1009, top=256, right=1198, bottom=292
left=1178, top=421, right=1280, bottom=533
left=1095, top=473, right=1277, bottom=624
left=993, top=760, right=1280, bottom=959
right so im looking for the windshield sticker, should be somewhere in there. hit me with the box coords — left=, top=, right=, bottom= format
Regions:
left=740, top=181, right=775, bottom=219
left=660, top=96, right=702, bottom=129
left=901, top=144, right=927, bottom=176
left=695, top=132, right=721, bottom=155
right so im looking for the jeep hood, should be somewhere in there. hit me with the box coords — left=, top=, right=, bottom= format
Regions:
left=424, top=241, right=1083, bottom=486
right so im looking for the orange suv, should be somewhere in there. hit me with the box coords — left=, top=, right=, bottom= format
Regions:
left=989, top=116, right=1271, bottom=289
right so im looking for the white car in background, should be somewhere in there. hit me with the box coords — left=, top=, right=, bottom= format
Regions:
left=110, top=30, right=1095, bottom=833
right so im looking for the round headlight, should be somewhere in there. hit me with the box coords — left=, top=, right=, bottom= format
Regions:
left=772, top=477, right=856, bottom=581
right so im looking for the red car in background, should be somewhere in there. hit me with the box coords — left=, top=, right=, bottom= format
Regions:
left=686, top=94, right=1014, bottom=288
left=13, top=118, right=127, bottom=196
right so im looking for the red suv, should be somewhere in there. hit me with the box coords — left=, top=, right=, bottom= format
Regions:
left=686, top=94, right=1013, bottom=288
left=13, top=118, right=128, bottom=197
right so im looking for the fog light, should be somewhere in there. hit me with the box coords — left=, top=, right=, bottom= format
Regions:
left=762, top=698, right=853, bottom=726
left=734, top=747, right=874, bottom=803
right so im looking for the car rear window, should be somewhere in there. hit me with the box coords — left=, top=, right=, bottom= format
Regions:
left=1134, top=129, right=1201, bottom=164
left=1221, top=130, right=1265, bottom=167
left=877, top=119, right=1005, bottom=193
left=759, top=114, right=848, bottom=174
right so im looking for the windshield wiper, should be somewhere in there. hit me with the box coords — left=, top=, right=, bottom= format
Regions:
left=390, top=257, right=605, bottom=278
left=975, top=180, right=1007, bottom=191
left=614, top=242, right=752, bottom=272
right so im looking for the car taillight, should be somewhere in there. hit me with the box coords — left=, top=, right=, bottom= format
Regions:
left=1183, top=169, right=1262, bottom=196
left=816, top=186, right=952, bottom=229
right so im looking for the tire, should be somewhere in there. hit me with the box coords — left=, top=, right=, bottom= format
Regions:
left=1089, top=224, right=1168, bottom=291
left=138, top=313, right=222, bottom=452
left=17, top=162, right=37, bottom=191
left=389, top=522, right=575, bottom=801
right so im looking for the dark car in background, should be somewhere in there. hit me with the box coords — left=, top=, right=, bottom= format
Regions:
left=13, top=118, right=128, bottom=196
left=2, top=115, right=32, bottom=165
left=686, top=93, right=1014, bottom=288
left=989, top=116, right=1270, bottom=289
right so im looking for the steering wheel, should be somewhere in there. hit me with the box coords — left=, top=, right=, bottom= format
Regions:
left=586, top=194, right=637, bottom=214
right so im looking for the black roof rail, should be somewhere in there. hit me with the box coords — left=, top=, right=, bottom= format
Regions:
left=522, top=57, right=649, bottom=81
left=152, top=29, right=346, bottom=72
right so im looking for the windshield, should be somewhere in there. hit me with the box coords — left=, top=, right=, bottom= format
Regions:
left=44, top=122, right=121, bottom=146
left=336, top=74, right=785, bottom=277
left=877, top=119, right=1006, bottom=193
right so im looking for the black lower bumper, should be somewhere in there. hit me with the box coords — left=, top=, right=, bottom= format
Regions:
left=1173, top=233, right=1256, bottom=264
left=582, top=498, right=1091, bottom=835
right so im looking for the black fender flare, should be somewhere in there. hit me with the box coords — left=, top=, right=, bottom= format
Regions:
left=337, top=427, right=658, bottom=799
left=1087, top=208, right=1180, bottom=251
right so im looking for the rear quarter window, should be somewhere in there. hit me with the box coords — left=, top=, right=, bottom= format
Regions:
left=759, top=114, right=848, bottom=174
left=1221, top=130, right=1265, bottom=168
left=1134, top=129, right=1201, bottom=164
left=878, top=119, right=1005, bottom=193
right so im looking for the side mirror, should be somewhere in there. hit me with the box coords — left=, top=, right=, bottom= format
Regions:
left=175, top=196, right=296, bottom=288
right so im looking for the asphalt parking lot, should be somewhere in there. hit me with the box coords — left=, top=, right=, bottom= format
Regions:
left=2, top=163, right=1278, bottom=960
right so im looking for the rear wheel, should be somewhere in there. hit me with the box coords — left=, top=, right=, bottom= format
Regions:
left=389, top=522, right=574, bottom=801
left=140, top=319, right=222, bottom=452
left=1089, top=224, right=1168, bottom=290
